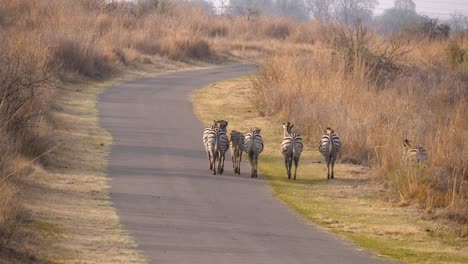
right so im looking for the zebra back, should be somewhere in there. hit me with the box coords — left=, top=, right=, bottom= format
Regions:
left=203, top=124, right=215, bottom=145
left=244, top=129, right=264, bottom=156
left=402, top=139, right=428, bottom=163
left=281, top=122, right=303, bottom=157
left=230, top=131, right=244, bottom=151
left=218, top=129, right=229, bottom=153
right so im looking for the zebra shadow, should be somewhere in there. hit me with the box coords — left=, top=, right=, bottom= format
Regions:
left=285, top=177, right=368, bottom=187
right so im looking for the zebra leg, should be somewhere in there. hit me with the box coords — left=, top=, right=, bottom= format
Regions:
left=237, top=152, right=242, bottom=175
left=231, top=152, right=235, bottom=171
left=208, top=151, right=212, bottom=170
left=288, top=157, right=293, bottom=180
left=331, top=156, right=335, bottom=179
left=254, top=155, right=259, bottom=178
left=293, top=157, right=299, bottom=180
left=284, top=157, right=290, bottom=179
left=249, top=156, right=255, bottom=178
left=326, top=157, right=331, bottom=179
left=213, top=152, right=218, bottom=175
left=221, top=153, right=225, bottom=174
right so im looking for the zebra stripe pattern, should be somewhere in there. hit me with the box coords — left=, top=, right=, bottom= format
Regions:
left=243, top=128, right=263, bottom=178
left=281, top=122, right=303, bottom=180
left=230, top=130, right=244, bottom=175
left=402, top=139, right=428, bottom=163
left=318, top=127, right=342, bottom=179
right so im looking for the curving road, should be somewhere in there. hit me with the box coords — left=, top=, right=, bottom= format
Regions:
left=98, top=65, right=391, bottom=264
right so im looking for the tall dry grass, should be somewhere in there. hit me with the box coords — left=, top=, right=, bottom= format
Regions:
left=253, top=24, right=467, bottom=235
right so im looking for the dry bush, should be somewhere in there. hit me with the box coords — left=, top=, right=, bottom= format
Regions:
left=253, top=27, right=467, bottom=234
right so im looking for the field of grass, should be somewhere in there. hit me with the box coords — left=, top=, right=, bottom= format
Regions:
left=192, top=77, right=468, bottom=264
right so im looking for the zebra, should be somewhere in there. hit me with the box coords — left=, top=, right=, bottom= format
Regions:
left=243, top=128, right=263, bottom=178
left=205, top=125, right=220, bottom=175
left=230, top=130, right=245, bottom=175
left=281, top=122, right=303, bottom=180
left=214, top=120, right=229, bottom=174
left=402, top=139, right=428, bottom=163
left=203, top=121, right=217, bottom=170
left=318, top=127, right=342, bottom=179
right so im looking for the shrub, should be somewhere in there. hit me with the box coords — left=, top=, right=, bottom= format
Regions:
left=52, top=37, right=112, bottom=77
left=445, top=41, right=466, bottom=66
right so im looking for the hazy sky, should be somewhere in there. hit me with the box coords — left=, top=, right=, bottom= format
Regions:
left=376, top=0, right=468, bottom=19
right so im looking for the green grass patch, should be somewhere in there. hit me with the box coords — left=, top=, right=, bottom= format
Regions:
left=192, top=77, right=468, bottom=264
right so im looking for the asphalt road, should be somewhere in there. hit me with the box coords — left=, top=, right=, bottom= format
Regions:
left=98, top=65, right=391, bottom=264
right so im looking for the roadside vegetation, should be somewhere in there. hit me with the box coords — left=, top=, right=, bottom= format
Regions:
left=193, top=77, right=468, bottom=264
left=0, top=0, right=466, bottom=262
left=253, top=15, right=467, bottom=239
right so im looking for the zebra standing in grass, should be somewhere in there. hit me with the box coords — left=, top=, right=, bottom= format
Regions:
left=244, top=128, right=264, bottom=178
left=203, top=122, right=217, bottom=170
left=281, top=122, right=303, bottom=180
left=319, top=127, right=342, bottom=179
left=230, top=130, right=244, bottom=175
left=214, top=120, right=229, bottom=175
left=402, top=139, right=428, bottom=163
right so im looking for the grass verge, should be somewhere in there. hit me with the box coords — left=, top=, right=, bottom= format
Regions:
left=192, top=77, right=468, bottom=264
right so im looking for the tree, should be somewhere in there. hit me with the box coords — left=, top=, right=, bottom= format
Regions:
left=375, top=0, right=423, bottom=35
left=449, top=12, right=468, bottom=36
left=227, top=0, right=274, bottom=18
left=304, top=0, right=336, bottom=22
left=394, top=0, right=415, bottom=12
left=334, top=0, right=377, bottom=25
left=273, top=0, right=309, bottom=20
left=189, top=0, right=216, bottom=14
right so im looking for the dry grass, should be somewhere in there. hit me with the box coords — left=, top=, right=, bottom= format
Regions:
left=253, top=25, right=468, bottom=235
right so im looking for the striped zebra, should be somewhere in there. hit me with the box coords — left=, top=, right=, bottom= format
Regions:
left=281, top=122, right=303, bottom=180
left=318, top=127, right=342, bottom=179
left=243, top=128, right=263, bottom=178
left=402, top=139, right=428, bottom=163
left=214, top=120, right=229, bottom=174
left=203, top=122, right=217, bottom=170
left=230, top=130, right=245, bottom=175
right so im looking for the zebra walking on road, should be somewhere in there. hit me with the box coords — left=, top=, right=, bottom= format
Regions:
left=319, top=127, right=342, bottom=179
left=402, top=139, right=428, bottom=163
left=215, top=120, right=229, bottom=174
left=281, top=122, right=303, bottom=180
left=230, top=130, right=244, bottom=175
left=203, top=122, right=216, bottom=170
left=244, top=128, right=264, bottom=178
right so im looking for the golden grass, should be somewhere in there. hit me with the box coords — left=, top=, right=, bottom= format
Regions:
left=192, top=77, right=468, bottom=264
